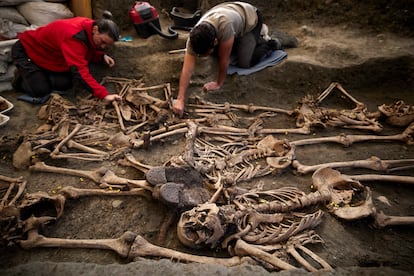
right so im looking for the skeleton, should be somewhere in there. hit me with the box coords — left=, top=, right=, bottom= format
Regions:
left=3, top=161, right=414, bottom=271
left=175, top=167, right=414, bottom=256
left=2, top=78, right=414, bottom=272
left=0, top=170, right=328, bottom=271
left=100, top=77, right=175, bottom=132
left=295, top=82, right=383, bottom=133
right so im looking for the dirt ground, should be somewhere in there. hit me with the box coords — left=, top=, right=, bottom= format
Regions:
left=1, top=0, right=414, bottom=275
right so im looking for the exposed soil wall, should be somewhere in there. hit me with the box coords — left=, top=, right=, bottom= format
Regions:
left=93, top=0, right=414, bottom=36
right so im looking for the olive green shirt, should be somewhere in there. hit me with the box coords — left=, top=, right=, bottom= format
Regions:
left=186, top=1, right=258, bottom=55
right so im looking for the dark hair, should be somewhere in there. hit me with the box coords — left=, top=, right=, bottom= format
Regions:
left=94, top=10, right=119, bottom=41
left=189, top=22, right=216, bottom=55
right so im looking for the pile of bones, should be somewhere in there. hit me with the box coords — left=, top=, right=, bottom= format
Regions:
left=1, top=77, right=414, bottom=272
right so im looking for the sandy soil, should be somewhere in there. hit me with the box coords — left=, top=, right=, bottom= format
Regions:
left=0, top=1, right=413, bottom=275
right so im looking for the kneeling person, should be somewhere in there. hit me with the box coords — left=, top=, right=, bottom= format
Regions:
left=173, top=1, right=280, bottom=117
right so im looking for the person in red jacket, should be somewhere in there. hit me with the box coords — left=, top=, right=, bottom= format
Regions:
left=11, top=11, right=121, bottom=103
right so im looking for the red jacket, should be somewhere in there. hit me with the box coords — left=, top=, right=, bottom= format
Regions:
left=19, top=17, right=109, bottom=99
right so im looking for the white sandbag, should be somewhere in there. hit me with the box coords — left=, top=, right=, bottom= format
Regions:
left=0, top=81, right=12, bottom=93
left=0, top=7, right=29, bottom=25
left=0, top=61, right=8, bottom=74
left=0, top=64, right=15, bottom=81
left=0, top=48, right=12, bottom=64
left=0, top=0, right=40, bottom=7
left=17, top=2, right=74, bottom=27
left=0, top=19, right=28, bottom=39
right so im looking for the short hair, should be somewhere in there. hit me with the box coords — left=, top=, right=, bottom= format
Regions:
left=94, top=11, right=119, bottom=41
left=189, top=22, right=216, bottom=55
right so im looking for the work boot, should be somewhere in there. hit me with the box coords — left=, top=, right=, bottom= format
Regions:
left=271, top=29, right=298, bottom=48
left=145, top=166, right=204, bottom=186
left=267, top=38, right=282, bottom=51
left=250, top=38, right=282, bottom=66
left=155, top=182, right=211, bottom=209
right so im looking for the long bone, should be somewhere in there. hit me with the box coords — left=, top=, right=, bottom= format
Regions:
left=30, top=161, right=106, bottom=183
left=0, top=175, right=26, bottom=208
left=20, top=217, right=138, bottom=258
left=349, top=173, right=414, bottom=185
left=374, top=210, right=414, bottom=228
left=292, top=156, right=414, bottom=175
left=16, top=194, right=253, bottom=267
left=50, top=123, right=81, bottom=156
left=57, top=185, right=151, bottom=201
left=129, top=233, right=252, bottom=266
left=48, top=124, right=108, bottom=161
left=116, top=119, right=206, bottom=149
left=20, top=219, right=326, bottom=272
left=284, top=232, right=333, bottom=271
left=232, top=238, right=296, bottom=270
left=233, top=230, right=332, bottom=271
left=112, top=100, right=126, bottom=132
left=199, top=124, right=310, bottom=137
left=316, top=82, right=365, bottom=108
left=130, top=127, right=188, bottom=148
left=29, top=162, right=153, bottom=191
left=291, top=121, right=414, bottom=146
left=100, top=170, right=153, bottom=191
left=21, top=221, right=253, bottom=267
left=118, top=153, right=154, bottom=174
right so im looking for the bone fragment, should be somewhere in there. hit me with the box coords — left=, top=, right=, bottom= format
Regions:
left=13, top=141, right=34, bottom=169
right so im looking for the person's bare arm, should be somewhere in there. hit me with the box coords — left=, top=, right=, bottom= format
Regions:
left=203, top=36, right=234, bottom=91
left=103, top=54, right=115, bottom=67
left=173, top=52, right=196, bottom=117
